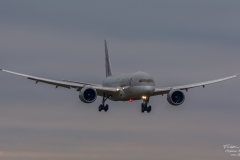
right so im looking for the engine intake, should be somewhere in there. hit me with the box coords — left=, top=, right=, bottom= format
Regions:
left=167, top=89, right=185, bottom=106
left=79, top=85, right=97, bottom=103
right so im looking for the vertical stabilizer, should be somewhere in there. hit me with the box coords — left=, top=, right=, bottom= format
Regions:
left=105, top=40, right=112, bottom=77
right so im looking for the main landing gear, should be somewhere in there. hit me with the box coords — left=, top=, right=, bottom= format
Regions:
left=141, top=97, right=151, bottom=113
left=99, top=93, right=111, bottom=112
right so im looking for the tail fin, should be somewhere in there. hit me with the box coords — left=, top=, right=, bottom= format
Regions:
left=105, top=40, right=112, bottom=77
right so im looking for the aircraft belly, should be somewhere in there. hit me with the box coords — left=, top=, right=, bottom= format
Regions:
left=126, top=86, right=154, bottom=99
left=130, top=86, right=144, bottom=97
left=108, top=85, right=155, bottom=101
left=109, top=86, right=143, bottom=101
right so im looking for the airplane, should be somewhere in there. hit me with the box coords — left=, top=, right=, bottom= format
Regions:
left=0, top=40, right=239, bottom=113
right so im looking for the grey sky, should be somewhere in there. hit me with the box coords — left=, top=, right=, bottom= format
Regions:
left=0, top=0, right=240, bottom=160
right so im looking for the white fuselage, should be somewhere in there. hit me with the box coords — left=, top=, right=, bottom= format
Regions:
left=102, top=72, right=155, bottom=101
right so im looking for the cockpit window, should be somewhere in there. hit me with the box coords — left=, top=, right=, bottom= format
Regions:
left=139, top=79, right=154, bottom=83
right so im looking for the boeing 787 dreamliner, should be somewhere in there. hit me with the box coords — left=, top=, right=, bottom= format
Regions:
left=1, top=40, right=239, bottom=113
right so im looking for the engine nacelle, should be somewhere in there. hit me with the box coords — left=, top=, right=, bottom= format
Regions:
left=167, top=89, right=185, bottom=106
left=79, top=85, right=97, bottom=103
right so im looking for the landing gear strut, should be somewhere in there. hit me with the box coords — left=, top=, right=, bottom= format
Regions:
left=141, top=97, right=151, bottom=113
left=99, top=93, right=111, bottom=112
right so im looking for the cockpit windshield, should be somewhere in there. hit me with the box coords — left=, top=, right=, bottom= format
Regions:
left=139, top=79, right=154, bottom=83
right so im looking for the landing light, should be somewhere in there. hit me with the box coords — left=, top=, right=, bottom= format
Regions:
left=129, top=98, right=133, bottom=102
left=142, top=96, right=147, bottom=100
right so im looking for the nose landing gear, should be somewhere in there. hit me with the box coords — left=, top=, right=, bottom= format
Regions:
left=141, top=97, right=151, bottom=113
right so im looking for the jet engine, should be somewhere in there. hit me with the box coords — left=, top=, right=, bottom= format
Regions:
left=167, top=89, right=185, bottom=106
left=79, top=85, right=97, bottom=103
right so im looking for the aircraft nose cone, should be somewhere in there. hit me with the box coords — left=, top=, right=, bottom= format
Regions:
left=143, top=86, right=155, bottom=95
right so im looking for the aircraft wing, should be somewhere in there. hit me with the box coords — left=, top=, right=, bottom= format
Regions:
left=0, top=69, right=118, bottom=96
left=153, top=74, right=239, bottom=96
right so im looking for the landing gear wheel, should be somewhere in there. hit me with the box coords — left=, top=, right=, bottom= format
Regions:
left=147, top=106, right=151, bottom=113
left=141, top=103, right=144, bottom=113
left=104, top=104, right=109, bottom=112
left=99, top=105, right=102, bottom=112
left=99, top=93, right=111, bottom=112
left=141, top=97, right=152, bottom=113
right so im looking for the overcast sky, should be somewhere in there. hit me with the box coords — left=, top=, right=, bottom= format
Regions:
left=0, top=1, right=240, bottom=160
